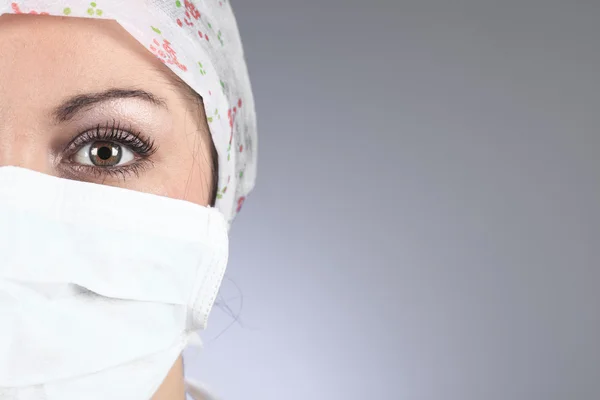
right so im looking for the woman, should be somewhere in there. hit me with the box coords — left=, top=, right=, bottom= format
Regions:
left=0, top=1, right=257, bottom=399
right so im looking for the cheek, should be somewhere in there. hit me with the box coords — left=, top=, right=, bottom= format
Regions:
left=164, top=159, right=213, bottom=206
left=144, top=132, right=214, bottom=206
left=162, top=108, right=215, bottom=206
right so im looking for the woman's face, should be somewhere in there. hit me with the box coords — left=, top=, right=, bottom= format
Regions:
left=0, top=14, right=215, bottom=206
left=0, top=14, right=214, bottom=400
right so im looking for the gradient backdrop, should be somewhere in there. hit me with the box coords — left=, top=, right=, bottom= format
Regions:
left=184, top=1, right=600, bottom=399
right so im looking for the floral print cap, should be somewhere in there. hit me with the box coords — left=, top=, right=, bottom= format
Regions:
left=0, top=0, right=258, bottom=229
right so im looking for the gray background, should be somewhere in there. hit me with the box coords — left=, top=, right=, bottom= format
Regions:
left=185, top=1, right=600, bottom=399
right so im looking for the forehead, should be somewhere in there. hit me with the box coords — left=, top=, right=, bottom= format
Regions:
left=0, top=14, right=168, bottom=102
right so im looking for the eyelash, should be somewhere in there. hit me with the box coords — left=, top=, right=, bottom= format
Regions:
left=63, top=121, right=158, bottom=180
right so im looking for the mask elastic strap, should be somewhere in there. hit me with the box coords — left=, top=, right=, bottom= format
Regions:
left=184, top=377, right=220, bottom=400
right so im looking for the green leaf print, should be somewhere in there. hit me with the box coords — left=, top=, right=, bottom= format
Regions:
left=198, top=62, right=207, bottom=76
left=87, top=2, right=103, bottom=16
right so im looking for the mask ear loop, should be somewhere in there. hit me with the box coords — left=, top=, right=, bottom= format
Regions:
left=182, top=330, right=203, bottom=370
left=183, top=332, right=221, bottom=400
left=187, top=331, right=203, bottom=350
left=184, top=376, right=220, bottom=400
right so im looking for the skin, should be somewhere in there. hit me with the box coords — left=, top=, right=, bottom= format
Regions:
left=0, top=14, right=214, bottom=400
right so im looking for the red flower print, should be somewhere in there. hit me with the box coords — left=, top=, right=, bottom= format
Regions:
left=149, top=38, right=188, bottom=72
left=227, top=109, right=234, bottom=129
left=185, top=0, right=201, bottom=20
left=11, top=2, right=49, bottom=15
left=197, top=31, right=210, bottom=41
left=177, top=0, right=202, bottom=28
left=236, top=197, right=246, bottom=213
left=238, top=98, right=243, bottom=108
left=226, top=106, right=239, bottom=145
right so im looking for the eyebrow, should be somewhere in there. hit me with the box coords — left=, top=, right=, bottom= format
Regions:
left=52, top=88, right=168, bottom=123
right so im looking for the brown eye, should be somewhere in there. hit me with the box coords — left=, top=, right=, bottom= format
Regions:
left=89, top=141, right=122, bottom=166
left=73, top=141, right=134, bottom=167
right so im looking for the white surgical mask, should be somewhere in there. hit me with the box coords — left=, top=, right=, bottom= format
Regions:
left=0, top=166, right=229, bottom=400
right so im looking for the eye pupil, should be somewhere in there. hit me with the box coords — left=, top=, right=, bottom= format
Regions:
left=89, top=141, right=122, bottom=166
left=97, top=146, right=112, bottom=160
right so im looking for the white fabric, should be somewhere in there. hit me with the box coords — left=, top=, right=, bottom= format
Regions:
left=0, top=166, right=228, bottom=399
